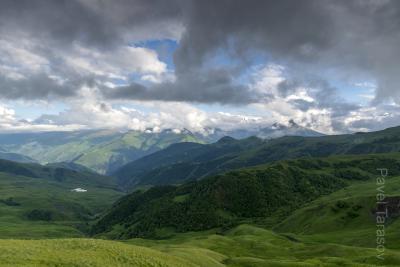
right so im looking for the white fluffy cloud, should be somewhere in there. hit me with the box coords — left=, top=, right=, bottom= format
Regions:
left=0, top=37, right=49, bottom=80
left=1, top=63, right=398, bottom=135
left=0, top=103, right=83, bottom=132
left=26, top=86, right=274, bottom=134
left=249, top=64, right=336, bottom=133
left=0, top=33, right=170, bottom=102
left=0, top=105, right=16, bottom=123
left=66, top=44, right=168, bottom=79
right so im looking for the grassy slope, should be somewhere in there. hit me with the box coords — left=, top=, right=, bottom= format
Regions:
left=222, top=126, right=400, bottom=168
left=2, top=224, right=399, bottom=266
left=0, top=151, right=36, bottom=163
left=115, top=126, right=400, bottom=190
left=0, top=158, right=118, bottom=188
left=124, top=163, right=400, bottom=266
left=0, top=239, right=195, bottom=267
left=126, top=224, right=400, bottom=267
left=113, top=136, right=264, bottom=188
left=87, top=153, right=400, bottom=265
left=0, top=170, right=123, bottom=238
left=93, top=153, right=400, bottom=239
left=2, top=156, right=400, bottom=265
left=276, top=172, right=400, bottom=249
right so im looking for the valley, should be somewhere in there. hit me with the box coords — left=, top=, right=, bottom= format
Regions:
left=0, top=129, right=205, bottom=174
left=1, top=126, right=400, bottom=266
left=0, top=160, right=123, bottom=239
left=2, top=1, right=399, bottom=265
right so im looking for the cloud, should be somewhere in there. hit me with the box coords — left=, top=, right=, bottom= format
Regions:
left=30, top=87, right=273, bottom=134
left=0, top=0, right=399, bottom=134
left=0, top=33, right=168, bottom=100
left=1, top=62, right=387, bottom=135
left=104, top=68, right=256, bottom=104
left=0, top=0, right=183, bottom=48
left=0, top=103, right=83, bottom=132
left=22, top=65, right=358, bottom=135
left=248, top=64, right=362, bottom=133
left=1, top=0, right=400, bottom=105
left=65, top=44, right=167, bottom=78
left=95, top=0, right=400, bottom=107
left=173, top=0, right=400, bottom=105
left=0, top=0, right=179, bottom=100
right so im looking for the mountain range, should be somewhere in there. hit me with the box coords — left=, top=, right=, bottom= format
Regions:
left=93, top=153, right=400, bottom=239
left=0, top=121, right=322, bottom=174
left=0, top=129, right=203, bottom=174
left=2, top=124, right=400, bottom=266
left=113, top=125, right=400, bottom=190
left=207, top=119, right=323, bottom=140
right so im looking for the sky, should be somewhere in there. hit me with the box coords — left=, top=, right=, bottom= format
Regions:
left=0, top=0, right=399, bottom=134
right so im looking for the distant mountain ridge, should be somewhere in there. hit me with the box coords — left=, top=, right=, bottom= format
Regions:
left=113, top=125, right=400, bottom=190
left=0, top=158, right=116, bottom=188
left=0, top=121, right=322, bottom=174
left=0, top=151, right=37, bottom=163
left=114, top=136, right=265, bottom=189
left=204, top=119, right=323, bottom=140
left=0, top=129, right=205, bottom=174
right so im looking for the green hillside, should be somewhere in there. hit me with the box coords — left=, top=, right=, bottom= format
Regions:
left=2, top=225, right=400, bottom=266
left=0, top=239, right=195, bottom=267
left=0, top=160, right=122, bottom=238
left=0, top=129, right=205, bottom=174
left=46, top=161, right=97, bottom=173
left=0, top=151, right=37, bottom=163
left=0, top=159, right=117, bottom=188
left=114, top=136, right=264, bottom=188
left=3, top=127, right=400, bottom=266
left=127, top=224, right=400, bottom=267
left=114, top=125, right=400, bottom=190
left=221, top=125, right=400, bottom=170
left=1, top=153, right=400, bottom=266
left=94, top=153, right=400, bottom=239
left=275, top=170, right=400, bottom=249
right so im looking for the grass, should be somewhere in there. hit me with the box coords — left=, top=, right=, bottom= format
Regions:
left=0, top=171, right=123, bottom=238
left=1, top=225, right=400, bottom=266
left=2, top=152, right=400, bottom=265
left=117, top=168, right=400, bottom=266
left=0, top=239, right=195, bottom=267
left=126, top=224, right=400, bottom=266
left=275, top=174, right=400, bottom=249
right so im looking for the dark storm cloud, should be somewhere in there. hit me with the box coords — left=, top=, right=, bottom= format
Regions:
left=104, top=69, right=257, bottom=104
left=0, top=0, right=400, bottom=106
left=0, top=0, right=183, bottom=100
left=0, top=74, right=81, bottom=100
left=106, top=0, right=400, bottom=106
left=277, top=80, right=301, bottom=98
left=279, top=77, right=360, bottom=120
left=172, top=0, right=400, bottom=104
left=0, top=0, right=182, bottom=48
left=174, top=0, right=334, bottom=73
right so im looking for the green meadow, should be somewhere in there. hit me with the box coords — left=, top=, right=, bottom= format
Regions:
left=0, top=171, right=122, bottom=239
left=1, top=224, right=399, bottom=266
left=1, top=149, right=400, bottom=266
left=0, top=239, right=194, bottom=267
left=2, top=170, right=400, bottom=266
